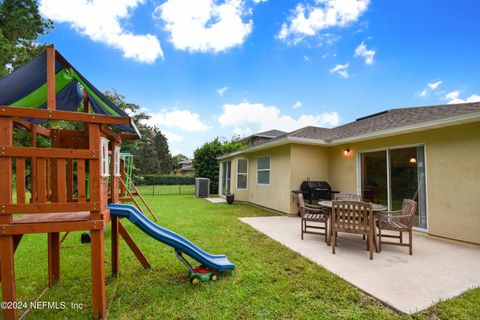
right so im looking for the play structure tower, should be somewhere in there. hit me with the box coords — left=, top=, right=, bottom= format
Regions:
left=0, top=45, right=141, bottom=319
left=0, top=45, right=234, bottom=320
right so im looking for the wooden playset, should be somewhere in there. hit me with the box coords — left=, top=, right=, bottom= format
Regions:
left=0, top=45, right=150, bottom=319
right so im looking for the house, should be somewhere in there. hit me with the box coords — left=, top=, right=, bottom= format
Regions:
left=175, top=159, right=194, bottom=176
left=218, top=102, right=480, bottom=245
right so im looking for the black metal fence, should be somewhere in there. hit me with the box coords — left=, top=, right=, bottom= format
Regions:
left=136, top=184, right=195, bottom=196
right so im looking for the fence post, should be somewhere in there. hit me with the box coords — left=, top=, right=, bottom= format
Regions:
left=179, top=185, right=181, bottom=195
left=152, top=185, right=155, bottom=196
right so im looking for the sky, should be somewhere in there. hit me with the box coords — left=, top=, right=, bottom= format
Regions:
left=38, top=0, right=480, bottom=157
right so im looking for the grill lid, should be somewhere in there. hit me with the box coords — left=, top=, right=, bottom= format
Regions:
left=300, top=180, right=331, bottom=191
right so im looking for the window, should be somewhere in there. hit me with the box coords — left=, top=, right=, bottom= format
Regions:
left=237, top=159, right=248, bottom=190
left=114, top=146, right=121, bottom=177
left=100, top=138, right=110, bottom=177
left=257, top=156, right=270, bottom=185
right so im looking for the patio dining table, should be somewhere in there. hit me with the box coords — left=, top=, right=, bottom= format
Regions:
left=318, top=200, right=388, bottom=251
left=318, top=200, right=387, bottom=212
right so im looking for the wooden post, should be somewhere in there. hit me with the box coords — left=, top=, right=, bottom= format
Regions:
left=48, top=233, right=60, bottom=286
left=89, top=124, right=105, bottom=219
left=88, top=124, right=107, bottom=319
left=30, top=125, right=37, bottom=203
left=83, top=92, right=89, bottom=113
left=111, top=217, right=119, bottom=276
left=0, top=117, right=16, bottom=320
left=0, top=236, right=16, bottom=320
left=46, top=46, right=56, bottom=111
left=91, top=230, right=106, bottom=319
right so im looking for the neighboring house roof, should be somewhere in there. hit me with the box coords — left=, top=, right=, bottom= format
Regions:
left=178, top=164, right=193, bottom=171
left=178, top=160, right=192, bottom=165
left=253, top=129, right=287, bottom=138
left=240, top=129, right=287, bottom=143
left=219, top=102, right=480, bottom=159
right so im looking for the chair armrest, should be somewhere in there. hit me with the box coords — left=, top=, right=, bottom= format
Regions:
left=304, top=207, right=327, bottom=214
left=305, top=203, right=323, bottom=209
left=376, top=210, right=402, bottom=219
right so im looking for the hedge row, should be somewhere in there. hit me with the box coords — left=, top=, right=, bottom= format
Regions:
left=137, top=174, right=195, bottom=186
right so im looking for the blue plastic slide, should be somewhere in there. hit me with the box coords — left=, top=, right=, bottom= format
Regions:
left=108, top=203, right=235, bottom=272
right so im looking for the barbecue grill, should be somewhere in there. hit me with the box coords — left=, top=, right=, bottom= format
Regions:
left=299, top=180, right=336, bottom=203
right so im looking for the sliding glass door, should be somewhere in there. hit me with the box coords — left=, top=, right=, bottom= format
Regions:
left=360, top=146, right=427, bottom=229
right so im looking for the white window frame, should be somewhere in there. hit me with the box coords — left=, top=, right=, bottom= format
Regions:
left=114, top=146, right=121, bottom=177
left=236, top=158, right=248, bottom=190
left=257, top=155, right=271, bottom=185
left=100, top=137, right=110, bottom=177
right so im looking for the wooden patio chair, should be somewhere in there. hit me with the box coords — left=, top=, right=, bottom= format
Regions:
left=331, top=200, right=375, bottom=260
left=298, top=193, right=330, bottom=244
left=333, top=193, right=362, bottom=201
left=376, top=199, right=417, bottom=255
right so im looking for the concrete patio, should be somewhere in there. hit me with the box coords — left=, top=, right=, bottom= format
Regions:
left=240, top=216, right=480, bottom=314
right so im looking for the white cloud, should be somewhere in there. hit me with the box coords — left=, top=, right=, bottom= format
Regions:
left=303, top=55, right=310, bottom=61
left=162, top=130, right=184, bottom=142
left=233, top=126, right=253, bottom=136
left=277, top=0, right=370, bottom=44
left=418, top=80, right=442, bottom=97
left=154, top=0, right=253, bottom=53
left=329, top=63, right=349, bottom=78
left=218, top=102, right=340, bottom=133
left=445, top=91, right=480, bottom=104
left=253, top=0, right=268, bottom=3
left=143, top=109, right=211, bottom=132
left=39, top=0, right=163, bottom=63
left=217, top=86, right=229, bottom=96
left=293, top=101, right=302, bottom=109
left=428, top=80, right=442, bottom=90
left=354, top=42, right=375, bottom=65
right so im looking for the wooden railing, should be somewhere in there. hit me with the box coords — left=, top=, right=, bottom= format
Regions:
left=3, top=148, right=99, bottom=215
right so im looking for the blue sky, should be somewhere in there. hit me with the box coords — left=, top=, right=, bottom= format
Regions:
left=38, top=0, right=480, bottom=157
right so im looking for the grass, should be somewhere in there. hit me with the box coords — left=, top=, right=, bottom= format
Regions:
left=9, top=196, right=480, bottom=319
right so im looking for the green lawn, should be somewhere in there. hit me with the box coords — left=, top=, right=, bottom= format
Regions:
left=9, top=196, right=480, bottom=319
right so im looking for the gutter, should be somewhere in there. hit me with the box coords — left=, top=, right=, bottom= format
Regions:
left=328, top=111, right=480, bottom=145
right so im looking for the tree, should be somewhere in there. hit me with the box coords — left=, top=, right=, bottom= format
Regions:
left=0, top=0, right=53, bottom=77
left=193, top=136, right=244, bottom=194
left=104, top=90, right=173, bottom=176
left=153, top=129, right=173, bottom=174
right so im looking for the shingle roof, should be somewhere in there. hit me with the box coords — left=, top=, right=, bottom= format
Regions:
left=287, top=102, right=480, bottom=141
left=255, top=129, right=287, bottom=138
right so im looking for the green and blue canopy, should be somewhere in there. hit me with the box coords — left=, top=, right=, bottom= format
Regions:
left=0, top=49, right=139, bottom=136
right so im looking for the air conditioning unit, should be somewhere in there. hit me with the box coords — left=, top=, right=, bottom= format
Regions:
left=195, top=178, right=210, bottom=198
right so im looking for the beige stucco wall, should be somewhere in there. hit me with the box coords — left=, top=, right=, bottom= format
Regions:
left=221, top=145, right=292, bottom=213
left=289, top=144, right=330, bottom=214
left=329, top=122, right=480, bottom=244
